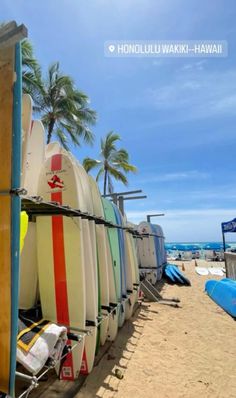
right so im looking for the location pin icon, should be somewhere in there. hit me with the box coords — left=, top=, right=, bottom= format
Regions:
left=108, top=44, right=115, bottom=53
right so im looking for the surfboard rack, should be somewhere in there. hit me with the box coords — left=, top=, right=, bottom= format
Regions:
left=0, top=188, right=27, bottom=196
left=21, top=197, right=162, bottom=246
left=140, top=279, right=180, bottom=307
left=0, top=21, right=27, bottom=49
left=86, top=320, right=97, bottom=327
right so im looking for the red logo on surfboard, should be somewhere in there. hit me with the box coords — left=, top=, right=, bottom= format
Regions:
left=47, top=174, right=64, bottom=189
left=80, top=349, right=88, bottom=374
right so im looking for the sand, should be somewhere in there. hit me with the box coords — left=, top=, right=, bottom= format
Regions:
left=77, top=260, right=236, bottom=398
left=17, top=260, right=236, bottom=398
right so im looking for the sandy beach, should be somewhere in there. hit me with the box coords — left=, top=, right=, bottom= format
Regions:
left=16, top=260, right=236, bottom=398
left=76, top=260, right=236, bottom=398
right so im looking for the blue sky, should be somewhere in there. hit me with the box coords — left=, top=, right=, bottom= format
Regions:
left=3, top=0, right=236, bottom=241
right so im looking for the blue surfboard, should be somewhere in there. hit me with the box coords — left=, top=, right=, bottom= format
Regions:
left=205, top=279, right=236, bottom=317
left=221, top=278, right=236, bottom=286
left=150, top=224, right=162, bottom=267
left=171, top=266, right=191, bottom=286
left=164, top=265, right=176, bottom=283
left=170, top=267, right=185, bottom=284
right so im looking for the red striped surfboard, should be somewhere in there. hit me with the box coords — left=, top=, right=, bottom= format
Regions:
left=36, top=153, right=86, bottom=379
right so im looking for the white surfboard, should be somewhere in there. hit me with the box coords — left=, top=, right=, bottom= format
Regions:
left=89, top=176, right=110, bottom=345
left=195, top=267, right=209, bottom=276
left=116, top=212, right=134, bottom=321
left=46, top=144, right=98, bottom=311
left=137, top=222, right=158, bottom=284
left=19, top=120, right=45, bottom=309
left=36, top=153, right=86, bottom=380
left=124, top=231, right=137, bottom=319
left=126, top=226, right=140, bottom=305
left=208, top=267, right=224, bottom=276
left=104, top=229, right=119, bottom=341
left=45, top=143, right=98, bottom=374
left=21, top=94, right=32, bottom=187
left=74, top=165, right=98, bottom=372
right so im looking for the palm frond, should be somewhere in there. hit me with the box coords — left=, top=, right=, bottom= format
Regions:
left=54, top=128, right=69, bottom=150
left=83, top=158, right=101, bottom=172
left=107, top=165, right=128, bottom=185
left=101, top=131, right=120, bottom=159
left=114, top=161, right=137, bottom=173
left=23, top=57, right=96, bottom=149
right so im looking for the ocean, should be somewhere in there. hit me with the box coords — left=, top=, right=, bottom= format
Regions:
left=166, top=242, right=236, bottom=249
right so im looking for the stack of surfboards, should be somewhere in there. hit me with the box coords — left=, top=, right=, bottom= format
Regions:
left=137, top=222, right=166, bottom=285
left=17, top=98, right=140, bottom=381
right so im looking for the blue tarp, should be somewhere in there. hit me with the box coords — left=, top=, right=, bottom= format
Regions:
left=222, top=218, right=236, bottom=233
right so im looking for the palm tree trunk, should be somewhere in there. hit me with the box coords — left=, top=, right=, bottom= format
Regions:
left=47, top=118, right=55, bottom=144
left=103, top=168, right=108, bottom=196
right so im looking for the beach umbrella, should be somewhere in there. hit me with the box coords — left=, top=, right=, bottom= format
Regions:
left=203, top=242, right=230, bottom=250
left=185, top=244, right=200, bottom=252
left=168, top=244, right=189, bottom=251
left=165, top=243, right=174, bottom=250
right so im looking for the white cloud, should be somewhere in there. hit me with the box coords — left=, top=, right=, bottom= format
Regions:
left=145, top=68, right=236, bottom=121
left=137, top=170, right=210, bottom=183
left=181, top=60, right=207, bottom=71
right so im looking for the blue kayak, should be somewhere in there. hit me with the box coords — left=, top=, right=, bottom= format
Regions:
left=205, top=279, right=236, bottom=318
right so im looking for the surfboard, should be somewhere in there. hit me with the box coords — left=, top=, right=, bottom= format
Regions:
left=150, top=224, right=163, bottom=281
left=163, top=265, right=176, bottom=283
left=20, top=212, right=29, bottom=252
left=21, top=94, right=32, bottom=187
left=208, top=267, right=224, bottom=276
left=19, top=120, right=45, bottom=309
left=205, top=279, right=236, bottom=317
left=170, top=266, right=185, bottom=284
left=104, top=227, right=119, bottom=341
left=45, top=143, right=98, bottom=374
left=102, top=198, right=125, bottom=327
left=195, top=267, right=209, bottom=276
left=73, top=164, right=98, bottom=374
left=126, top=224, right=140, bottom=303
left=124, top=230, right=139, bottom=318
left=137, top=222, right=158, bottom=285
left=36, top=153, right=86, bottom=380
left=0, top=42, right=22, bottom=397
left=89, top=176, right=110, bottom=345
left=114, top=207, right=136, bottom=320
left=112, top=204, right=131, bottom=321
left=221, top=278, right=236, bottom=286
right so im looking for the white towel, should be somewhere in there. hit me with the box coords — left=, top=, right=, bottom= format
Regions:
left=17, top=323, right=67, bottom=374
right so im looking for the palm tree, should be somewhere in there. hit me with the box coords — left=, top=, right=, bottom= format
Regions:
left=22, top=39, right=41, bottom=95
left=31, top=62, right=97, bottom=149
left=83, top=131, right=137, bottom=195
left=0, top=29, right=39, bottom=94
